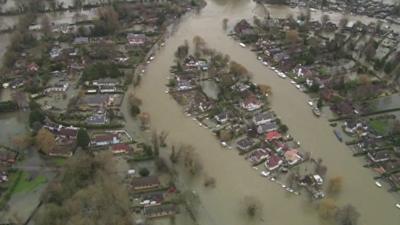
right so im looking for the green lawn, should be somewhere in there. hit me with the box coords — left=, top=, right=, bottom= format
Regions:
left=13, top=172, right=47, bottom=194
left=369, top=119, right=389, bottom=135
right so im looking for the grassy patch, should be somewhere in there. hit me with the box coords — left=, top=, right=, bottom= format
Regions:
left=52, top=157, right=67, bottom=167
left=369, top=119, right=388, bottom=135
left=13, top=172, right=47, bottom=194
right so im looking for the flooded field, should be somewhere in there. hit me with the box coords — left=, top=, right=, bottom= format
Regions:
left=134, top=0, right=400, bottom=225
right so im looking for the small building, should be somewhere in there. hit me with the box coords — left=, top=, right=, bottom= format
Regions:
left=131, top=176, right=160, bottom=192
left=127, top=33, right=146, bottom=46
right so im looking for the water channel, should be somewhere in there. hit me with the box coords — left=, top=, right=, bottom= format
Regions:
left=133, top=0, right=400, bottom=224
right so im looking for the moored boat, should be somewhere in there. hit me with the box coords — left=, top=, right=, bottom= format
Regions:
left=375, top=181, right=382, bottom=188
left=334, top=130, right=342, bottom=142
left=312, top=107, right=321, bottom=117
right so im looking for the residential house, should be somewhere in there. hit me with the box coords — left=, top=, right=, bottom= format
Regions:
left=49, top=141, right=74, bottom=158
left=234, top=19, right=253, bottom=35
left=0, top=148, right=18, bottom=164
left=236, top=138, right=255, bottom=153
left=127, top=33, right=146, bottom=46
left=367, top=150, right=391, bottom=163
left=241, top=95, right=263, bottom=111
left=86, top=111, right=109, bottom=125
left=131, top=176, right=161, bottom=192
left=58, top=127, right=78, bottom=140
left=265, top=130, right=282, bottom=142
left=73, top=37, right=89, bottom=45
left=246, top=148, right=270, bottom=166
left=214, top=112, right=229, bottom=124
left=257, top=122, right=278, bottom=135
left=91, top=133, right=119, bottom=146
left=144, top=204, right=177, bottom=219
left=92, top=78, right=120, bottom=87
left=284, top=149, right=302, bottom=165
left=45, top=82, right=69, bottom=94
left=265, top=154, right=283, bottom=171
left=111, top=143, right=131, bottom=154
left=27, top=63, right=39, bottom=72
left=253, top=111, right=275, bottom=126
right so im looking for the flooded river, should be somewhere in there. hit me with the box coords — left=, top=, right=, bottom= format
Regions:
left=134, top=0, right=400, bottom=225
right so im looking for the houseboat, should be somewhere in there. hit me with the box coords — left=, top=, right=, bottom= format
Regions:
left=334, top=130, right=342, bottom=142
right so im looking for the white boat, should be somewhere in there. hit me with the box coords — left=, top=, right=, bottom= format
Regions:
left=262, top=61, right=268, bottom=66
left=307, top=100, right=314, bottom=107
left=239, top=42, right=246, bottom=48
left=257, top=56, right=262, bottom=60
left=281, top=184, right=286, bottom=188
left=396, top=203, right=400, bottom=209
left=253, top=167, right=258, bottom=170
left=295, top=84, right=301, bottom=89
left=261, top=171, right=270, bottom=177
left=221, top=142, right=227, bottom=147
left=290, top=80, right=296, bottom=84
left=375, top=181, right=382, bottom=187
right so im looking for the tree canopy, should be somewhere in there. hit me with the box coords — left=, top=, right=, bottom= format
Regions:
left=81, top=62, right=123, bottom=81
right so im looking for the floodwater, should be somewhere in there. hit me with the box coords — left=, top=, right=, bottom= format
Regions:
left=134, top=0, right=400, bottom=225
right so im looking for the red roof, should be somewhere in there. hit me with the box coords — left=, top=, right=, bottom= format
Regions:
left=112, top=143, right=130, bottom=153
left=266, top=154, right=282, bottom=169
left=266, top=131, right=282, bottom=141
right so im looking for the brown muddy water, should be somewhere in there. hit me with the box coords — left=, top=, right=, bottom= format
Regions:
left=133, top=0, right=400, bottom=225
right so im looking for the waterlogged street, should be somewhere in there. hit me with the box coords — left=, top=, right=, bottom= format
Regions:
left=135, top=0, right=400, bottom=224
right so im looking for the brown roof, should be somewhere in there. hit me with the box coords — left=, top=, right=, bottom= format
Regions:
left=131, top=176, right=160, bottom=189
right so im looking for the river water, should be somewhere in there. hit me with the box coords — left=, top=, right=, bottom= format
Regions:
left=133, top=0, right=400, bottom=225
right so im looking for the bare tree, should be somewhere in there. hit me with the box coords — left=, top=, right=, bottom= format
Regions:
left=327, top=176, right=344, bottom=195
left=318, top=198, right=337, bottom=219
left=335, top=204, right=360, bottom=225
left=159, top=130, right=169, bottom=147
left=242, top=196, right=262, bottom=219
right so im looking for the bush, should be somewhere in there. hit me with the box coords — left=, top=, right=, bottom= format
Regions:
left=130, top=105, right=141, bottom=117
left=139, top=168, right=150, bottom=177
left=29, top=109, right=45, bottom=127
